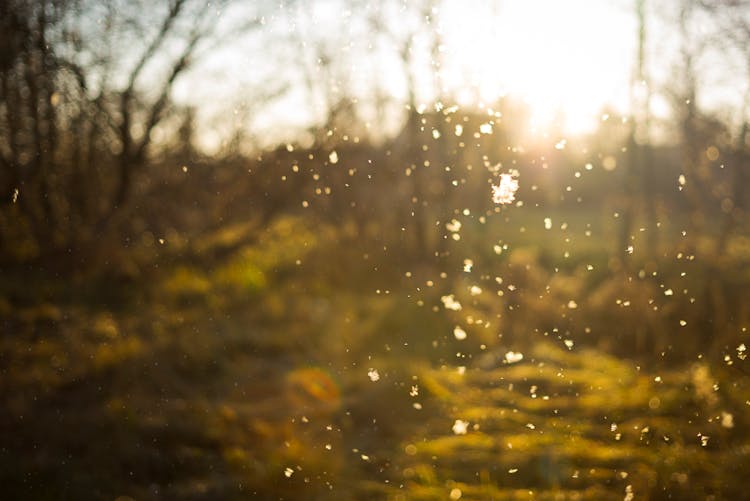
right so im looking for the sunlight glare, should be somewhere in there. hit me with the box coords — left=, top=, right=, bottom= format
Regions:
left=442, top=0, right=634, bottom=136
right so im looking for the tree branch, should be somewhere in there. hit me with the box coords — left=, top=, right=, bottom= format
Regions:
left=124, top=0, right=187, bottom=95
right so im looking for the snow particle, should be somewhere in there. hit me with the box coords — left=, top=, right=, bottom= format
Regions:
left=492, top=172, right=520, bottom=205
left=441, top=294, right=463, bottom=311
left=453, top=326, right=467, bottom=340
left=624, top=484, right=634, bottom=501
left=446, top=219, right=462, bottom=232
left=452, top=419, right=469, bottom=435
left=505, top=351, right=524, bottom=364
left=721, top=412, right=734, bottom=428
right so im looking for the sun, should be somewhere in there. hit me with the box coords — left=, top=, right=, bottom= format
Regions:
left=440, top=0, right=634, bottom=136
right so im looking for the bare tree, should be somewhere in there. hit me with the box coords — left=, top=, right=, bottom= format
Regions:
left=618, top=0, right=657, bottom=261
left=699, top=0, right=750, bottom=252
left=0, top=0, right=268, bottom=264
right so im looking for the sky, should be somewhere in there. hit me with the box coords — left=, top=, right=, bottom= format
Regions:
left=170, top=0, right=744, bottom=152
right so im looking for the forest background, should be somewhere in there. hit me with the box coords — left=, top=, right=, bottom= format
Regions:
left=2, top=0, right=750, bottom=499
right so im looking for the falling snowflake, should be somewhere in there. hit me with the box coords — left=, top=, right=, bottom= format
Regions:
left=452, top=419, right=469, bottom=435
left=441, top=294, right=462, bottom=311
left=624, top=484, right=634, bottom=501
left=721, top=412, right=734, bottom=428
left=367, top=368, right=380, bottom=382
left=505, top=351, right=524, bottom=364
left=491, top=173, right=519, bottom=205
left=453, top=326, right=467, bottom=340
left=446, top=219, right=462, bottom=232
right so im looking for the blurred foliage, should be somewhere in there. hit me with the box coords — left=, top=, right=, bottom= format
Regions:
left=378, top=342, right=750, bottom=500
left=2, top=199, right=750, bottom=499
